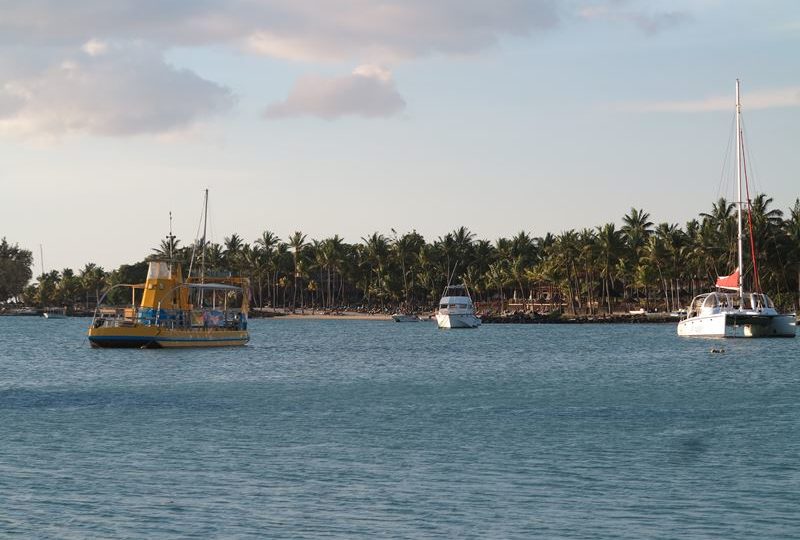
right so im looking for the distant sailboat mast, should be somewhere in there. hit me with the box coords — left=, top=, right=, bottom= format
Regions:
left=198, top=188, right=209, bottom=307
left=201, top=188, right=208, bottom=286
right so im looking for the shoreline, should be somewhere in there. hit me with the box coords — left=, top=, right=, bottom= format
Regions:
left=250, top=309, right=683, bottom=324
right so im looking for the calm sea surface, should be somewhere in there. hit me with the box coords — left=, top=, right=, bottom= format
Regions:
left=1, top=317, right=799, bottom=538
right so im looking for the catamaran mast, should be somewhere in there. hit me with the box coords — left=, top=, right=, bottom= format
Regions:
left=735, top=79, right=744, bottom=300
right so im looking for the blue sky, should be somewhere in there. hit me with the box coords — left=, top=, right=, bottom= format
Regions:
left=1, top=0, right=798, bottom=272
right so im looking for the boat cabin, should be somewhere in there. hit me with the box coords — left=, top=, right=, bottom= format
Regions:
left=438, top=284, right=475, bottom=313
left=685, top=291, right=776, bottom=319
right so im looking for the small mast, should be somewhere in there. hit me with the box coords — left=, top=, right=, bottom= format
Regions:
left=167, top=211, right=175, bottom=271
left=735, top=79, right=744, bottom=300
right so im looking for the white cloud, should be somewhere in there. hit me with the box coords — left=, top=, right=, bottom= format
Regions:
left=578, top=1, right=689, bottom=35
left=0, top=1, right=566, bottom=130
left=0, top=0, right=694, bottom=130
left=620, top=86, right=800, bottom=112
left=0, top=1, right=561, bottom=62
left=0, top=87, right=24, bottom=117
left=0, top=45, right=235, bottom=137
left=264, top=64, right=405, bottom=120
left=82, top=39, right=109, bottom=57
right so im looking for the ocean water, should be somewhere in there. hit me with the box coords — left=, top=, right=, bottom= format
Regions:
left=1, top=316, right=799, bottom=539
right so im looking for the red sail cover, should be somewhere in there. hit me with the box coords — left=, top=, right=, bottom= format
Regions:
left=716, top=269, right=739, bottom=290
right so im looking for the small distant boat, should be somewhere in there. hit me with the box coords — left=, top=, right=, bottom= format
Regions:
left=392, top=313, right=420, bottom=322
left=677, top=80, right=795, bottom=338
left=7, top=307, right=38, bottom=316
left=42, top=307, right=67, bottom=319
left=436, top=283, right=480, bottom=329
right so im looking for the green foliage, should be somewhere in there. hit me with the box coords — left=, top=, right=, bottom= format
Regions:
left=11, top=193, right=800, bottom=313
left=0, top=238, right=33, bottom=302
left=105, top=262, right=148, bottom=305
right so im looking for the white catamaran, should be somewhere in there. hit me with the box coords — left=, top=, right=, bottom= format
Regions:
left=678, top=80, right=796, bottom=338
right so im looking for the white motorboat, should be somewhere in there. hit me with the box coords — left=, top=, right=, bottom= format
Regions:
left=436, top=284, right=481, bottom=329
left=678, top=80, right=796, bottom=338
left=392, top=313, right=420, bottom=322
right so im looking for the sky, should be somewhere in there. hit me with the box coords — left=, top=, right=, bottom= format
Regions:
left=1, top=0, right=799, bottom=272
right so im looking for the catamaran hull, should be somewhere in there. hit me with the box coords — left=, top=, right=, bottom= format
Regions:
left=677, top=313, right=796, bottom=338
left=436, top=313, right=481, bottom=329
left=88, top=327, right=249, bottom=348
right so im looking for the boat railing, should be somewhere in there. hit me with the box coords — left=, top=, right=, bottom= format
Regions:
left=93, top=306, right=247, bottom=331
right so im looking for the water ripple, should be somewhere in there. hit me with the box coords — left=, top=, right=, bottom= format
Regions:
left=0, top=317, right=799, bottom=538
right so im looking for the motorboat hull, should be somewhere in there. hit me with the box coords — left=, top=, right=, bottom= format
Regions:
left=436, top=312, right=481, bottom=329
left=392, top=314, right=420, bottom=322
left=678, top=312, right=796, bottom=338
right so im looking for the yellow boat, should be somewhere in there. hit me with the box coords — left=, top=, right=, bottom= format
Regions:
left=88, top=260, right=250, bottom=349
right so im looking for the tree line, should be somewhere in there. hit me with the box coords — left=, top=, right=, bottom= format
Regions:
left=3, top=194, right=800, bottom=313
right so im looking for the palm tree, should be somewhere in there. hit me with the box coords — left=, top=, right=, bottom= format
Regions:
left=596, top=223, right=623, bottom=314
left=392, top=230, right=425, bottom=305
left=577, top=228, right=598, bottom=314
left=254, top=230, right=280, bottom=307
left=287, top=231, right=307, bottom=310
left=151, top=237, right=180, bottom=259
left=784, top=199, right=800, bottom=309
left=747, top=193, right=784, bottom=293
left=79, top=263, right=107, bottom=310
left=486, top=261, right=508, bottom=310
left=621, top=208, right=653, bottom=290
left=510, top=231, right=537, bottom=266
left=451, top=226, right=475, bottom=278
left=361, top=233, right=389, bottom=305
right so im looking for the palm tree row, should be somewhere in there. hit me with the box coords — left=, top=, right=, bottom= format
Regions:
left=20, top=195, right=800, bottom=313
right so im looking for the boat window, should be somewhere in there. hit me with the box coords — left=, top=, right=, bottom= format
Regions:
left=439, top=304, right=447, bottom=309
left=703, top=295, right=719, bottom=308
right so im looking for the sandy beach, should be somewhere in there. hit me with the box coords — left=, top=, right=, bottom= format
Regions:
left=283, top=311, right=393, bottom=321
left=252, top=309, right=396, bottom=321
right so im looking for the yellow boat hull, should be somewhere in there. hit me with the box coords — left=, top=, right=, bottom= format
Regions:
left=87, top=325, right=249, bottom=348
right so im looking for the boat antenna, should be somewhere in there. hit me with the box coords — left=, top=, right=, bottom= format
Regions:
left=446, top=260, right=460, bottom=288
left=167, top=211, right=175, bottom=269
left=735, top=79, right=744, bottom=301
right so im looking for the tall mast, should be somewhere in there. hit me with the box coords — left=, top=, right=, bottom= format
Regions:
left=39, top=244, right=44, bottom=280
left=735, top=79, right=744, bottom=300
left=200, top=188, right=208, bottom=285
